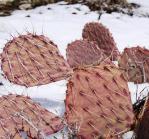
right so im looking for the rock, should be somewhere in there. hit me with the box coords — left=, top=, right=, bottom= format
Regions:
left=0, top=0, right=17, bottom=16
left=18, top=0, right=31, bottom=10
left=0, top=0, right=14, bottom=5
left=85, top=0, right=129, bottom=11
left=0, top=11, right=11, bottom=16
left=65, top=0, right=79, bottom=4
left=65, top=0, right=138, bottom=15
left=19, top=3, right=31, bottom=10
left=0, top=0, right=59, bottom=16
left=0, top=0, right=135, bottom=16
left=31, top=0, right=57, bottom=7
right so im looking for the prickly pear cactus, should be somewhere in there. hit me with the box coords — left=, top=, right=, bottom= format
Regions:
left=66, top=40, right=112, bottom=68
left=135, top=97, right=149, bottom=139
left=1, top=33, right=72, bottom=87
left=118, top=46, right=149, bottom=84
left=0, top=94, right=63, bottom=138
left=82, top=22, right=120, bottom=61
left=65, top=64, right=134, bottom=138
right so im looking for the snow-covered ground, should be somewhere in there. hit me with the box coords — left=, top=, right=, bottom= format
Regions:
left=0, top=0, right=149, bottom=138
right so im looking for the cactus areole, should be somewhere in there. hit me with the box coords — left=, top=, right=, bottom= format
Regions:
left=65, top=65, right=134, bottom=138
left=0, top=94, right=63, bottom=138
left=1, top=34, right=72, bottom=87
left=118, top=46, right=149, bottom=84
left=82, top=22, right=120, bottom=61
left=66, top=39, right=112, bottom=68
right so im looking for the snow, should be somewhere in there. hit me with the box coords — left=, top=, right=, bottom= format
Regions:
left=0, top=0, right=149, bottom=138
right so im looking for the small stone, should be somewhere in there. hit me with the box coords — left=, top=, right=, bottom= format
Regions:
left=0, top=11, right=11, bottom=16
left=25, top=14, right=31, bottom=17
left=19, top=3, right=32, bottom=10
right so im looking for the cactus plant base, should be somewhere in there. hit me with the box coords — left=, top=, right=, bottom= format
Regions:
left=135, top=97, right=149, bottom=139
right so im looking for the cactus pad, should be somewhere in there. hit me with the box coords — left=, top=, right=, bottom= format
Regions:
left=118, top=46, right=149, bottom=83
left=82, top=22, right=120, bottom=61
left=66, top=40, right=112, bottom=68
left=1, top=34, right=72, bottom=87
left=65, top=65, right=134, bottom=138
left=0, top=94, right=63, bottom=138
